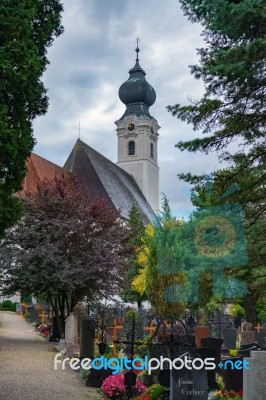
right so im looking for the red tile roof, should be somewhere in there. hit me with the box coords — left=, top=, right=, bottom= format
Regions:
left=18, top=153, right=67, bottom=197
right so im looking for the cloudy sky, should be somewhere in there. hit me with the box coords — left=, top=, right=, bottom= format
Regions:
left=33, top=0, right=221, bottom=215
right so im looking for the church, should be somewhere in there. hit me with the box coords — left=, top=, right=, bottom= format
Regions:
left=21, top=46, right=160, bottom=224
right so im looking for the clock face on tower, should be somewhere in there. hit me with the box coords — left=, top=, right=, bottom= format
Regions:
left=127, top=122, right=135, bottom=132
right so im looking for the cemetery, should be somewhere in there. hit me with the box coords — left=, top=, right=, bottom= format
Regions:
left=14, top=299, right=266, bottom=400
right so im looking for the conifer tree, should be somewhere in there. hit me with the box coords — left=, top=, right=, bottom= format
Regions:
left=0, top=0, right=64, bottom=236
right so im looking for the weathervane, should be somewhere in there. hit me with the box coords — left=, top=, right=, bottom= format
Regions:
left=135, top=37, right=140, bottom=61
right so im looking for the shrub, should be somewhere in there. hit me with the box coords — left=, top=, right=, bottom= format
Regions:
left=1, top=300, right=12, bottom=309
left=101, top=373, right=146, bottom=399
left=146, top=384, right=165, bottom=400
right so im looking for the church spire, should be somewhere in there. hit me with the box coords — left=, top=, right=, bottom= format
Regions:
left=118, top=42, right=156, bottom=120
left=135, top=37, right=140, bottom=62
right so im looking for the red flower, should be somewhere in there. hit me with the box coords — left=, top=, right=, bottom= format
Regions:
left=229, top=390, right=235, bottom=398
left=237, top=389, right=243, bottom=397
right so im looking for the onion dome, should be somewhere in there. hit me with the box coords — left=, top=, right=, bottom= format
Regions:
left=118, top=45, right=156, bottom=119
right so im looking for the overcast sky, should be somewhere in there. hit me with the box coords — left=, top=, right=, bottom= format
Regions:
left=33, top=0, right=221, bottom=215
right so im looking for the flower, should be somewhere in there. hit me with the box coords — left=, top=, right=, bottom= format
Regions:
left=214, top=388, right=243, bottom=400
left=101, top=374, right=146, bottom=399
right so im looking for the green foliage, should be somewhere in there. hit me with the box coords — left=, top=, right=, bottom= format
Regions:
left=0, top=0, right=64, bottom=236
left=0, top=299, right=18, bottom=312
left=120, top=204, right=146, bottom=307
left=147, top=384, right=165, bottom=400
left=168, top=2, right=266, bottom=320
left=232, top=303, right=245, bottom=318
left=256, top=296, right=266, bottom=322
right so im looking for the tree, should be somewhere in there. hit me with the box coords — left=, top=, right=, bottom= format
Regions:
left=119, top=204, right=146, bottom=308
left=0, top=176, right=127, bottom=334
left=167, top=0, right=266, bottom=222
left=167, top=0, right=266, bottom=321
left=133, top=199, right=187, bottom=318
left=0, top=0, right=64, bottom=237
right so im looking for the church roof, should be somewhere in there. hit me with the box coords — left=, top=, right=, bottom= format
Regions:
left=64, top=139, right=155, bottom=223
left=19, top=153, right=67, bottom=197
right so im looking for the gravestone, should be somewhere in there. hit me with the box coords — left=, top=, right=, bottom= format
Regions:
left=241, top=322, right=253, bottom=331
left=240, top=330, right=256, bottom=346
left=158, top=368, right=170, bottom=398
left=243, top=351, right=266, bottom=400
left=255, top=329, right=266, bottom=349
left=86, top=368, right=113, bottom=388
left=197, top=347, right=216, bottom=388
left=194, top=326, right=209, bottom=348
left=221, top=357, right=243, bottom=392
left=49, top=316, right=60, bottom=342
left=201, top=337, right=223, bottom=364
left=170, top=366, right=208, bottom=399
left=16, top=304, right=22, bottom=314
left=223, top=328, right=237, bottom=349
left=80, top=317, right=96, bottom=359
left=66, top=343, right=80, bottom=358
left=65, top=313, right=79, bottom=345
left=27, top=306, right=37, bottom=323
left=172, top=322, right=185, bottom=336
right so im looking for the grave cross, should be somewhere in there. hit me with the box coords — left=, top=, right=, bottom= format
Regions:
left=38, top=311, right=48, bottom=325
left=158, top=320, right=170, bottom=342
left=144, top=320, right=156, bottom=336
left=109, top=318, right=123, bottom=356
left=254, top=322, right=262, bottom=334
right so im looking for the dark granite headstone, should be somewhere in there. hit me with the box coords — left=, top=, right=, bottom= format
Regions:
left=221, top=357, right=243, bottom=392
left=170, top=367, right=208, bottom=400
left=223, top=328, right=237, bottom=349
left=201, top=337, right=223, bottom=362
left=49, top=316, right=60, bottom=342
left=80, top=317, right=96, bottom=359
left=158, top=369, right=170, bottom=388
left=86, top=368, right=113, bottom=388
left=27, top=306, right=37, bottom=323
left=255, top=329, right=266, bottom=349
left=197, top=347, right=216, bottom=388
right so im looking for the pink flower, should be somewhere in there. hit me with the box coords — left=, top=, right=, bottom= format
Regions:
left=101, top=374, right=146, bottom=398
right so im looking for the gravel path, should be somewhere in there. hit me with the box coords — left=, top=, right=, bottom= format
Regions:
left=0, top=311, right=104, bottom=400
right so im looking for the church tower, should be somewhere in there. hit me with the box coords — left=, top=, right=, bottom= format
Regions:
left=115, top=44, right=160, bottom=211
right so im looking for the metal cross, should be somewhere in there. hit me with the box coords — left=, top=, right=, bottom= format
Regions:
left=254, top=322, right=262, bottom=334
left=136, top=37, right=140, bottom=48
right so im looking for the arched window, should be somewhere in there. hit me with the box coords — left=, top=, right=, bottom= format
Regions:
left=150, top=142, right=154, bottom=158
left=128, top=141, right=135, bottom=156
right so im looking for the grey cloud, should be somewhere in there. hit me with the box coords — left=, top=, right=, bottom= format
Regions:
left=33, top=0, right=222, bottom=215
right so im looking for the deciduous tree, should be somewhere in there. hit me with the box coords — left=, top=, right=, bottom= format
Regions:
left=0, top=176, right=127, bottom=333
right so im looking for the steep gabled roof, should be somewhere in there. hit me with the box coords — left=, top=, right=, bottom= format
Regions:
left=19, top=153, right=67, bottom=197
left=64, top=139, right=155, bottom=223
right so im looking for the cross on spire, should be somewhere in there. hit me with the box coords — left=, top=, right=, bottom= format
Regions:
left=135, top=37, right=140, bottom=61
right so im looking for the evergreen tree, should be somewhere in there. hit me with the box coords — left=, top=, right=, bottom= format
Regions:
left=168, top=0, right=266, bottom=221
left=167, top=0, right=265, bottom=321
left=0, top=0, right=64, bottom=237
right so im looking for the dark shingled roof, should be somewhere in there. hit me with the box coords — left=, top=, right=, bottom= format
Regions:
left=64, top=139, right=155, bottom=224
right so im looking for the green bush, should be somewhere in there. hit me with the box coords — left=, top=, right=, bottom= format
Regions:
left=0, top=300, right=19, bottom=312
left=256, top=296, right=266, bottom=322
left=147, top=384, right=165, bottom=400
